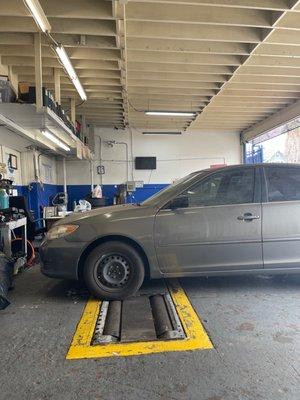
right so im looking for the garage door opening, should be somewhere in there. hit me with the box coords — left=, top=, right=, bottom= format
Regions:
left=245, top=117, right=300, bottom=164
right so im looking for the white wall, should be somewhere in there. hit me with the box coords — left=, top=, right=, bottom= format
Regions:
left=0, top=127, right=28, bottom=185
left=0, top=126, right=58, bottom=185
left=57, top=159, right=91, bottom=186
left=0, top=126, right=242, bottom=188
left=38, top=154, right=58, bottom=185
left=58, top=128, right=242, bottom=185
left=0, top=145, right=22, bottom=185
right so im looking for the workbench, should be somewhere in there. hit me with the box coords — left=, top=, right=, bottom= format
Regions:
left=0, top=217, right=27, bottom=273
left=44, top=211, right=73, bottom=231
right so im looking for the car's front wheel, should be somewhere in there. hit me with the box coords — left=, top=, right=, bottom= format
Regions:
left=83, top=241, right=145, bottom=300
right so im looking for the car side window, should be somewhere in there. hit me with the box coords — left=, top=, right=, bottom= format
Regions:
left=182, top=168, right=255, bottom=207
left=265, top=166, right=300, bottom=202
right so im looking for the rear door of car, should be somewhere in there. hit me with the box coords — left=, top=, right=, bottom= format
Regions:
left=262, top=164, right=300, bottom=270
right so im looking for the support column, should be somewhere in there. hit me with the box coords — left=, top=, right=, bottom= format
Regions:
left=54, top=68, right=61, bottom=104
left=8, top=66, right=18, bottom=96
left=70, top=97, right=76, bottom=126
left=81, top=114, right=86, bottom=142
left=90, top=160, right=94, bottom=192
left=62, top=157, right=67, bottom=195
left=34, top=33, right=43, bottom=111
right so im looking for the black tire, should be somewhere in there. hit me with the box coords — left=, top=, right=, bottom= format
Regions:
left=83, top=241, right=145, bottom=300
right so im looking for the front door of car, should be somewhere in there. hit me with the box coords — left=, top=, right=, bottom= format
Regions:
left=154, top=167, right=263, bottom=274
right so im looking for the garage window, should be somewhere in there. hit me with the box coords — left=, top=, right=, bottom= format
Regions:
left=265, top=166, right=300, bottom=202
left=184, top=168, right=255, bottom=207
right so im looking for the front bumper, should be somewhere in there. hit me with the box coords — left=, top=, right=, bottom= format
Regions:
left=39, top=238, right=85, bottom=280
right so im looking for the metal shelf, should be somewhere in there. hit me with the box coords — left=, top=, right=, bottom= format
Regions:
left=0, top=103, right=91, bottom=159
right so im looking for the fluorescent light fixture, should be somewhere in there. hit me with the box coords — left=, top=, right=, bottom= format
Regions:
left=72, top=77, right=87, bottom=102
left=24, top=0, right=51, bottom=33
left=55, top=45, right=76, bottom=80
left=55, top=44, right=87, bottom=101
left=142, top=131, right=182, bottom=135
left=41, top=130, right=71, bottom=152
left=145, top=111, right=195, bottom=117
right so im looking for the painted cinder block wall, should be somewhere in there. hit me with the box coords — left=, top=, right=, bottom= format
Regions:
left=56, top=127, right=242, bottom=206
left=0, top=126, right=242, bottom=214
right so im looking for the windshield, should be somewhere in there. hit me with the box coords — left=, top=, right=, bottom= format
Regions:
left=141, top=171, right=204, bottom=206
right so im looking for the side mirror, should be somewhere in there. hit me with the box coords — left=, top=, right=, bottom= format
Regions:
left=169, top=195, right=189, bottom=210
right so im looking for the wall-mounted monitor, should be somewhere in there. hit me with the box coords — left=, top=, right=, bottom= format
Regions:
left=135, top=157, right=157, bottom=170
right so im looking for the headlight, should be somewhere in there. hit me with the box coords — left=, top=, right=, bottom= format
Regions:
left=46, top=224, right=79, bottom=240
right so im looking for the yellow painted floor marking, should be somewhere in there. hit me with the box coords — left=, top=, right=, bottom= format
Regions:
left=66, top=280, right=213, bottom=359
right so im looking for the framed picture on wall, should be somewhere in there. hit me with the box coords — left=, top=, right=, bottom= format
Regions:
left=8, top=154, right=18, bottom=170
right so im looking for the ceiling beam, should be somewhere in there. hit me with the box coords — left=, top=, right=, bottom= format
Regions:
left=128, top=62, right=234, bottom=74
left=125, top=3, right=272, bottom=28
left=127, top=71, right=229, bottom=82
left=128, top=80, right=220, bottom=89
left=127, top=0, right=290, bottom=11
left=0, top=0, right=113, bottom=19
left=0, top=32, right=117, bottom=51
left=211, top=99, right=291, bottom=105
left=127, top=50, right=242, bottom=65
left=221, top=90, right=300, bottom=98
left=239, top=65, right=300, bottom=77
left=2, top=56, right=119, bottom=70
left=129, top=94, right=210, bottom=101
left=127, top=37, right=250, bottom=55
left=0, top=45, right=120, bottom=60
left=18, top=75, right=121, bottom=86
left=61, top=91, right=122, bottom=100
left=12, top=66, right=121, bottom=78
left=231, top=74, right=300, bottom=84
left=254, top=43, right=300, bottom=58
left=58, top=85, right=122, bottom=92
left=228, top=82, right=300, bottom=91
left=246, top=55, right=300, bottom=68
left=127, top=21, right=264, bottom=43
left=0, top=17, right=116, bottom=36
left=266, top=29, right=300, bottom=45
left=188, top=0, right=300, bottom=131
left=127, top=86, right=216, bottom=96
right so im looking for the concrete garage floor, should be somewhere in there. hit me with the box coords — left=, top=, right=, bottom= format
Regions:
left=0, top=266, right=299, bottom=400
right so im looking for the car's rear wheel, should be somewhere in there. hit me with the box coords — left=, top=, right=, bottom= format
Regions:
left=83, top=241, right=145, bottom=300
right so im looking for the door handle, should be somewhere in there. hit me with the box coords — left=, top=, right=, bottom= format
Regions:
left=237, top=213, right=260, bottom=221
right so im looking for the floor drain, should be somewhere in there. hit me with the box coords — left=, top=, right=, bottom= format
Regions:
left=92, top=288, right=186, bottom=345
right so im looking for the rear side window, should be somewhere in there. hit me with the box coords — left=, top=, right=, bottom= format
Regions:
left=265, top=166, right=300, bottom=202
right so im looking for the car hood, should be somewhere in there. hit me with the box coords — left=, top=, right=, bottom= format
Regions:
left=55, top=204, right=145, bottom=225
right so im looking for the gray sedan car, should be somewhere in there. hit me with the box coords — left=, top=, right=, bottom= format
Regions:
left=40, top=163, right=300, bottom=299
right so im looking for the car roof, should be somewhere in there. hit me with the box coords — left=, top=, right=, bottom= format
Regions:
left=195, top=163, right=300, bottom=175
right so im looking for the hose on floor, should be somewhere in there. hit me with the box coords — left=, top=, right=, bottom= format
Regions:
left=11, top=238, right=36, bottom=267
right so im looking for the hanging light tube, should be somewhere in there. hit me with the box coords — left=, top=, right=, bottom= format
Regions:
left=145, top=111, right=195, bottom=117
left=55, top=44, right=87, bottom=101
left=41, top=130, right=71, bottom=152
left=24, top=0, right=52, bottom=33
left=72, top=76, right=88, bottom=102
left=24, top=1, right=87, bottom=101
